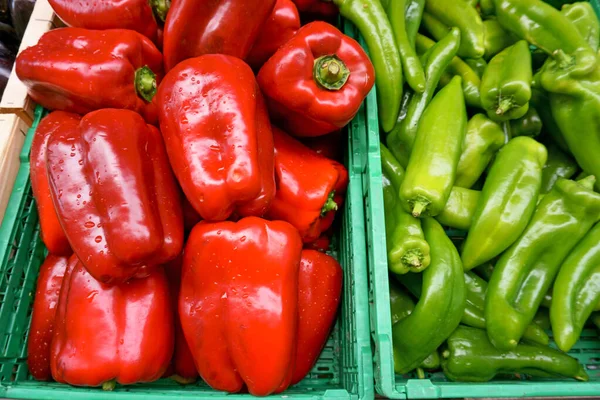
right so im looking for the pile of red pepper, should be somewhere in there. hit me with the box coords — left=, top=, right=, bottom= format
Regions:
left=18, top=0, right=375, bottom=395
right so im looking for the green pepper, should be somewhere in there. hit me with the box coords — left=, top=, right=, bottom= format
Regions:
left=455, top=114, right=505, bottom=189
left=464, top=58, right=487, bottom=79
left=333, top=0, right=402, bottom=132
left=551, top=222, right=600, bottom=352
left=415, top=34, right=482, bottom=108
left=400, top=76, right=466, bottom=218
left=383, top=174, right=431, bottom=273
left=380, top=143, right=405, bottom=190
left=531, top=87, right=570, bottom=154
left=493, top=0, right=597, bottom=77
left=386, top=0, right=425, bottom=93
left=479, top=0, right=494, bottom=16
left=473, top=262, right=494, bottom=282
left=482, top=19, right=518, bottom=60
left=541, top=141, right=578, bottom=194
left=392, top=218, right=466, bottom=374
left=423, top=0, right=484, bottom=59
left=561, top=2, right=599, bottom=53
left=533, top=308, right=551, bottom=331
left=591, top=312, right=600, bottom=331
left=461, top=137, right=547, bottom=271
left=486, top=176, right=600, bottom=350
left=480, top=40, right=532, bottom=121
left=387, top=28, right=460, bottom=167
left=507, top=107, right=542, bottom=138
left=435, top=187, right=480, bottom=231
left=405, top=0, right=425, bottom=47
left=441, top=326, right=589, bottom=382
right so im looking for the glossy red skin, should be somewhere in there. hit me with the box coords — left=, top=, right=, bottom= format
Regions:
left=179, top=217, right=302, bottom=396
left=301, top=129, right=343, bottom=161
left=50, top=255, right=174, bottom=386
left=292, top=0, right=338, bottom=17
left=247, top=0, right=300, bottom=70
left=158, top=55, right=275, bottom=222
left=304, top=234, right=331, bottom=252
left=48, top=0, right=158, bottom=42
left=30, top=112, right=76, bottom=256
left=46, top=109, right=183, bottom=285
left=266, top=127, right=349, bottom=243
left=163, top=0, right=276, bottom=71
left=27, top=255, right=69, bottom=381
left=291, top=250, right=342, bottom=385
left=15, top=28, right=163, bottom=124
left=257, top=22, right=375, bottom=137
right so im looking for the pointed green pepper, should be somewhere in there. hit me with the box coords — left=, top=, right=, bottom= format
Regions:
left=541, top=141, right=579, bottom=194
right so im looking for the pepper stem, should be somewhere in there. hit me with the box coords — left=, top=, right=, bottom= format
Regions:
left=102, top=380, right=116, bottom=391
left=149, top=0, right=171, bottom=22
left=135, top=66, right=158, bottom=103
left=552, top=49, right=574, bottom=69
left=402, top=251, right=422, bottom=268
left=416, top=368, right=425, bottom=379
left=442, top=350, right=450, bottom=359
left=577, top=175, right=596, bottom=189
left=411, top=200, right=428, bottom=218
left=496, top=98, right=513, bottom=115
left=321, top=191, right=338, bottom=216
left=313, top=55, right=351, bottom=91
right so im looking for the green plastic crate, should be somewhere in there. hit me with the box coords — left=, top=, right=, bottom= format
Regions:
left=365, top=1, right=600, bottom=398
left=0, top=56, right=375, bottom=399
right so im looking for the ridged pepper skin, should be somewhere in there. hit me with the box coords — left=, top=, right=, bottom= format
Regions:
left=15, top=28, right=163, bottom=123
left=47, top=109, right=183, bottom=285
left=292, top=0, right=337, bottom=17
left=332, top=0, right=402, bottom=133
left=47, top=0, right=161, bottom=41
left=27, top=255, right=69, bottom=381
left=541, top=141, right=579, bottom=194
left=393, top=218, right=466, bottom=373
left=441, top=326, right=588, bottom=382
left=247, top=0, right=300, bottom=70
left=387, top=28, right=460, bottom=168
left=562, top=2, right=600, bottom=52
left=461, top=137, right=547, bottom=271
left=50, top=255, right=174, bottom=388
left=158, top=55, right=275, bottom=222
left=257, top=22, right=375, bottom=137
left=508, top=107, right=543, bottom=138
left=480, top=41, right=532, bottom=121
left=486, top=176, right=600, bottom=351
left=483, top=19, right=518, bottom=61
left=30, top=112, right=74, bottom=256
left=291, top=250, right=342, bottom=385
left=435, top=188, right=480, bottom=231
left=455, top=114, right=505, bottom=189
left=400, top=76, right=467, bottom=218
left=266, top=127, right=348, bottom=243
left=162, top=0, right=276, bottom=71
left=551, top=222, right=600, bottom=352
left=179, top=217, right=302, bottom=396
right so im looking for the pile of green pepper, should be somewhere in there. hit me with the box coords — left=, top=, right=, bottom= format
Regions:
left=346, top=0, right=600, bottom=383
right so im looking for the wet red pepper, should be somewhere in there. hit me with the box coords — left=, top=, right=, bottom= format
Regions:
left=304, top=234, right=332, bottom=252
left=257, top=21, right=375, bottom=137
left=16, top=28, right=163, bottom=123
left=179, top=217, right=302, bottom=396
left=46, top=109, right=183, bottom=285
left=157, top=54, right=275, bottom=222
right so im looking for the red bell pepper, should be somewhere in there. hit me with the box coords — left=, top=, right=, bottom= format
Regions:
left=162, top=0, right=276, bottom=71
left=46, top=109, right=183, bottom=285
left=266, top=127, right=348, bottom=243
left=257, top=21, right=375, bottom=137
left=247, top=0, right=301, bottom=70
left=292, top=0, right=338, bottom=18
left=304, top=234, right=331, bottom=252
left=302, top=129, right=344, bottom=161
left=157, top=54, right=275, bottom=222
left=179, top=217, right=302, bottom=396
left=182, top=197, right=202, bottom=233
left=30, top=112, right=75, bottom=256
left=16, top=28, right=163, bottom=123
left=50, top=255, right=174, bottom=388
left=292, top=250, right=342, bottom=385
left=47, top=0, right=165, bottom=42
left=27, top=254, right=69, bottom=381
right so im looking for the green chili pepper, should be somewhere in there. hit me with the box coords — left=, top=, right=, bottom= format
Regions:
left=551, top=222, right=600, bottom=352
left=473, top=263, right=494, bottom=282
left=464, top=58, right=487, bottom=79
left=455, top=114, right=505, bottom=189
left=507, top=107, right=542, bottom=138
left=531, top=87, right=570, bottom=154
left=400, top=76, right=466, bottom=217
left=380, top=143, right=405, bottom=190
left=333, top=0, right=402, bottom=132
left=441, top=326, right=589, bottom=382
left=483, top=19, right=518, bottom=61
left=541, top=141, right=579, bottom=194
left=479, top=0, right=494, bottom=16
left=386, top=0, right=426, bottom=93
left=486, top=176, right=600, bottom=350
left=561, top=2, right=599, bottom=53
left=461, top=137, right=547, bottom=271
left=387, top=29, right=460, bottom=167
left=493, top=0, right=597, bottom=78
left=405, top=0, right=425, bottom=47
left=423, top=0, right=484, bottom=59
left=383, top=174, right=431, bottom=273
left=435, top=187, right=480, bottom=231
left=480, top=40, right=532, bottom=121
left=533, top=308, right=551, bottom=331
left=392, top=218, right=466, bottom=374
